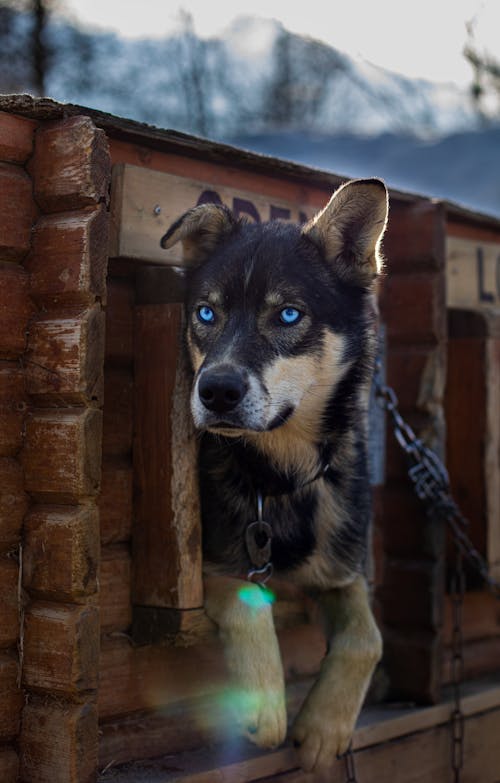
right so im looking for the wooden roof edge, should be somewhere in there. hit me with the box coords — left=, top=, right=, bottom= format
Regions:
left=2, top=94, right=500, bottom=229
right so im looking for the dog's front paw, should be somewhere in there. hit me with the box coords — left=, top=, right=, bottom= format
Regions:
left=225, top=686, right=287, bottom=748
left=290, top=682, right=356, bottom=776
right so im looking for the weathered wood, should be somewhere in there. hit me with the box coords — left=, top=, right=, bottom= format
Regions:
left=447, top=235, right=500, bottom=310
left=0, top=261, right=33, bottom=357
left=98, top=460, right=133, bottom=545
left=26, top=205, right=109, bottom=306
left=109, top=163, right=316, bottom=264
left=0, top=110, right=36, bottom=164
left=379, top=272, right=445, bottom=346
left=0, top=162, right=34, bottom=260
left=0, top=653, right=22, bottom=739
left=0, top=457, right=28, bottom=552
left=384, top=200, right=445, bottom=271
left=133, top=303, right=202, bottom=610
left=0, top=557, right=19, bottom=648
left=25, top=306, right=106, bottom=405
left=382, top=628, right=442, bottom=704
left=100, top=545, right=132, bottom=634
left=101, top=367, right=133, bottom=458
left=131, top=607, right=213, bottom=647
left=105, top=276, right=135, bottom=364
left=487, top=336, right=500, bottom=579
left=23, top=408, right=102, bottom=502
left=32, top=115, right=110, bottom=213
left=445, top=332, right=488, bottom=557
left=23, top=504, right=99, bottom=602
left=0, top=747, right=19, bottom=783
left=20, top=698, right=98, bottom=783
left=0, top=361, right=26, bottom=457
left=23, top=601, right=99, bottom=697
left=444, top=591, right=500, bottom=644
left=442, top=636, right=500, bottom=683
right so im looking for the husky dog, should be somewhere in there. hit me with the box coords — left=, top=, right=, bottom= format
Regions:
left=161, top=178, right=388, bottom=777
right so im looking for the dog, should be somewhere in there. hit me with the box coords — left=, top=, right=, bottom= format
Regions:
left=161, top=178, right=388, bottom=777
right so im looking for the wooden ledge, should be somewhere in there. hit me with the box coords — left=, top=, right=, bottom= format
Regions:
left=98, top=675, right=500, bottom=781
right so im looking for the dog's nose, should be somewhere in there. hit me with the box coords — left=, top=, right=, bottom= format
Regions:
left=198, top=368, right=248, bottom=413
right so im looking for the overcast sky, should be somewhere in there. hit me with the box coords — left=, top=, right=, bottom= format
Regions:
left=64, top=0, right=497, bottom=86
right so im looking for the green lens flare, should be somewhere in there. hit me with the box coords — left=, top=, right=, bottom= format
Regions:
left=238, top=584, right=275, bottom=610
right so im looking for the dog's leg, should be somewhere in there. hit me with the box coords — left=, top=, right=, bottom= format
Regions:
left=291, top=575, right=382, bottom=776
left=204, top=574, right=287, bottom=749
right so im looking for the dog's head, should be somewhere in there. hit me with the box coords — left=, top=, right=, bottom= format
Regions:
left=162, top=179, right=388, bottom=439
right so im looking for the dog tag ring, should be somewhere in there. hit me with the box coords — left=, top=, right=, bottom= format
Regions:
left=245, top=520, right=272, bottom=568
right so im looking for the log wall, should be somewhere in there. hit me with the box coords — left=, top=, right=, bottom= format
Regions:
left=0, top=111, right=110, bottom=783
left=0, top=110, right=36, bottom=783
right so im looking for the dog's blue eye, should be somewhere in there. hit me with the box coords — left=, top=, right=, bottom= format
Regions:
left=197, top=305, right=215, bottom=324
left=279, top=307, right=301, bottom=325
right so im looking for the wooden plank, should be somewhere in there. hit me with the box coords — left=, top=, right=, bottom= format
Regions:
left=20, top=698, right=98, bottom=783
left=0, top=747, right=19, bottom=783
left=0, top=361, right=26, bottom=457
left=0, top=557, right=19, bottom=648
left=447, top=235, right=500, bottom=310
left=384, top=199, right=445, bottom=271
left=102, top=368, right=134, bottom=458
left=25, top=306, right=106, bottom=405
left=443, top=590, right=500, bottom=644
left=0, top=653, right=22, bottom=740
left=486, top=336, right=500, bottom=579
left=23, top=408, right=102, bottom=502
left=445, top=334, right=488, bottom=557
left=23, top=504, right=99, bottom=602
left=0, top=162, right=34, bottom=260
left=26, top=205, right=109, bottom=307
left=132, top=304, right=202, bottom=610
left=109, top=163, right=316, bottom=265
left=0, top=261, right=33, bottom=358
left=105, top=277, right=135, bottom=365
left=23, top=601, right=99, bottom=697
left=100, top=545, right=132, bottom=634
left=99, top=682, right=500, bottom=782
left=0, top=110, right=36, bottom=164
left=98, top=461, right=133, bottom=545
left=33, top=115, right=110, bottom=213
left=0, top=457, right=28, bottom=552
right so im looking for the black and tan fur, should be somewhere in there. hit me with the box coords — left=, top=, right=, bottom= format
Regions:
left=162, top=178, right=388, bottom=777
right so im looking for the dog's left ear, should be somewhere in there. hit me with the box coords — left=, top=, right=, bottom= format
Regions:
left=160, top=203, right=237, bottom=266
left=303, top=178, right=388, bottom=285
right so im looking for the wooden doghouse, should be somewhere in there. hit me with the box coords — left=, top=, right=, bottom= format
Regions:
left=0, top=95, right=499, bottom=783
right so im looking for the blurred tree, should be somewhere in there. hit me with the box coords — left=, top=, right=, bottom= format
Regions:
left=0, top=0, right=55, bottom=94
left=171, top=10, right=211, bottom=136
left=464, top=16, right=500, bottom=120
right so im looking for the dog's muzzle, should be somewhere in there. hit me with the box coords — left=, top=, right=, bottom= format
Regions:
left=198, top=366, right=248, bottom=415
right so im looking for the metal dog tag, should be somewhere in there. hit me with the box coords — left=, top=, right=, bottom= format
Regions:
left=245, top=520, right=272, bottom=568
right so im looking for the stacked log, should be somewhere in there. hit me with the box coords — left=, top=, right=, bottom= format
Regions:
left=19, top=115, right=110, bottom=783
left=0, top=110, right=36, bottom=783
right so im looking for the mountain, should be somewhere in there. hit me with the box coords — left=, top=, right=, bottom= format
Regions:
left=1, top=8, right=499, bottom=215
left=228, top=128, right=500, bottom=218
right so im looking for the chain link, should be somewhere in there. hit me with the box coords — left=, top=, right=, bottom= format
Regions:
left=373, top=358, right=500, bottom=599
left=343, top=744, right=358, bottom=783
left=373, top=359, right=500, bottom=783
left=450, top=548, right=465, bottom=782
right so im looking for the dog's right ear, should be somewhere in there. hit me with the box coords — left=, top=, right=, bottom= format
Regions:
left=160, top=204, right=236, bottom=266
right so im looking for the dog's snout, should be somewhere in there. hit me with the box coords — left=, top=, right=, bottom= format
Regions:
left=198, top=368, right=248, bottom=413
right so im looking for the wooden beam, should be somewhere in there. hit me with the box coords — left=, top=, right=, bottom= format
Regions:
left=26, top=206, right=109, bottom=308
left=23, top=504, right=99, bottom=602
left=22, top=601, right=99, bottom=697
left=19, top=698, right=98, bottom=783
left=32, top=116, right=110, bottom=213
left=132, top=303, right=202, bottom=611
left=0, top=162, right=34, bottom=260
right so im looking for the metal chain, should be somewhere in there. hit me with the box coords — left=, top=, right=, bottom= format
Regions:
left=373, top=359, right=500, bottom=599
left=450, top=547, right=465, bottom=782
left=373, top=359, right=500, bottom=783
left=343, top=745, right=358, bottom=782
